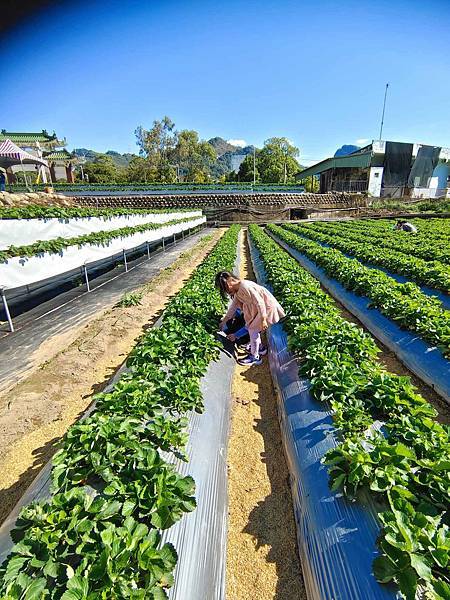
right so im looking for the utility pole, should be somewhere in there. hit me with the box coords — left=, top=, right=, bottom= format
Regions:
left=253, top=146, right=256, bottom=186
left=379, top=82, right=389, bottom=140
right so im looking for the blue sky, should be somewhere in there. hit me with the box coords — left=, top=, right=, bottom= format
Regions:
left=1, top=0, right=449, bottom=166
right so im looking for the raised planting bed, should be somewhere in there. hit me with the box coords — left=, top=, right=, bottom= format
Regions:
left=0, top=217, right=205, bottom=290
left=0, top=210, right=202, bottom=250
left=284, top=222, right=450, bottom=294
left=249, top=225, right=450, bottom=600
left=266, top=225, right=450, bottom=404
left=0, top=225, right=240, bottom=599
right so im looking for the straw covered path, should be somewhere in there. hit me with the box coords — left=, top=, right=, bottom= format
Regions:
left=226, top=229, right=306, bottom=599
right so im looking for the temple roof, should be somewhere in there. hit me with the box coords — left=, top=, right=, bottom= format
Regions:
left=0, top=130, right=65, bottom=148
left=44, top=149, right=76, bottom=162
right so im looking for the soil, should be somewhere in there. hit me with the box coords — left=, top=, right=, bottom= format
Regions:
left=226, top=229, right=306, bottom=600
left=0, top=229, right=223, bottom=526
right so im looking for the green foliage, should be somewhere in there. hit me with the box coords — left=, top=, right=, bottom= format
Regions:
left=248, top=224, right=450, bottom=599
left=270, top=224, right=450, bottom=355
left=83, top=154, right=127, bottom=184
left=302, top=175, right=319, bottom=193
left=0, top=205, right=199, bottom=220
left=315, top=218, right=450, bottom=265
left=236, top=138, right=300, bottom=183
left=257, top=137, right=300, bottom=183
left=8, top=181, right=306, bottom=193
left=237, top=153, right=260, bottom=182
left=0, top=216, right=198, bottom=262
left=290, top=221, right=450, bottom=292
left=0, top=225, right=240, bottom=597
left=170, top=129, right=216, bottom=182
left=118, top=292, right=143, bottom=307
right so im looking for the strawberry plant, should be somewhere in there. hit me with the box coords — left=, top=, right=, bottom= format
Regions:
left=0, top=205, right=200, bottom=220
left=0, top=216, right=202, bottom=262
left=268, top=224, right=450, bottom=356
left=249, top=225, right=450, bottom=599
left=0, top=225, right=240, bottom=597
left=285, top=222, right=450, bottom=293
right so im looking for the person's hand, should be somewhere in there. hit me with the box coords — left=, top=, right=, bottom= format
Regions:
left=261, top=318, right=268, bottom=331
left=227, top=333, right=236, bottom=342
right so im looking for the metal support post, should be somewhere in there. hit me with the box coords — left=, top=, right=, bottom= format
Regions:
left=146, top=242, right=150, bottom=259
left=123, top=249, right=128, bottom=272
left=83, top=265, right=91, bottom=292
left=182, top=229, right=185, bottom=240
left=173, top=233, right=176, bottom=245
left=162, top=237, right=165, bottom=252
left=1, top=289, right=14, bottom=333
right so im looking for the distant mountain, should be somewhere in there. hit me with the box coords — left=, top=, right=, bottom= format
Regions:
left=72, top=148, right=137, bottom=168
left=334, top=144, right=360, bottom=157
left=207, top=137, right=240, bottom=157
left=211, top=144, right=255, bottom=177
left=105, top=151, right=136, bottom=168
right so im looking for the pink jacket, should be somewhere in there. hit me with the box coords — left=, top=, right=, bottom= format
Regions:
left=223, top=279, right=285, bottom=334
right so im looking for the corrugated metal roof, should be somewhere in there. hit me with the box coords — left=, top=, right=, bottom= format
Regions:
left=297, top=151, right=372, bottom=179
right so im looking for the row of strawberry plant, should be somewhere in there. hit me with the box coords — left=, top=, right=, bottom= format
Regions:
left=269, top=224, right=450, bottom=356
left=351, top=218, right=450, bottom=240
left=0, top=225, right=240, bottom=599
left=284, top=222, right=450, bottom=293
left=0, top=216, right=201, bottom=262
left=7, top=182, right=305, bottom=193
left=0, top=205, right=200, bottom=221
left=322, top=219, right=450, bottom=264
left=249, top=224, right=450, bottom=600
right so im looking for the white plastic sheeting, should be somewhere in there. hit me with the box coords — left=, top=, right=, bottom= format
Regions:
left=0, top=233, right=237, bottom=600
left=0, top=217, right=205, bottom=291
left=0, top=211, right=202, bottom=250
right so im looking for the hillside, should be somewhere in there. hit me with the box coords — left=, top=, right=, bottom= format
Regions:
left=207, top=137, right=239, bottom=156
left=72, top=148, right=137, bottom=168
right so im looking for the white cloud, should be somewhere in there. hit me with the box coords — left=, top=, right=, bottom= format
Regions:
left=227, top=139, right=247, bottom=148
left=356, top=138, right=370, bottom=145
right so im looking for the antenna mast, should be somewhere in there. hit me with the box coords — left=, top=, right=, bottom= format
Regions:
left=379, top=82, right=389, bottom=140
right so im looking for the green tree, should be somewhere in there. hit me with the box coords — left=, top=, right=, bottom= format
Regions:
left=237, top=152, right=260, bottom=182
left=257, top=137, right=300, bottom=183
left=302, top=175, right=320, bottom=192
left=135, top=116, right=177, bottom=182
left=169, top=129, right=216, bottom=182
left=126, top=156, right=157, bottom=183
left=83, top=154, right=125, bottom=183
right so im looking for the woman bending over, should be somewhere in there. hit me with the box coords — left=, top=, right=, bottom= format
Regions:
left=215, top=271, right=285, bottom=366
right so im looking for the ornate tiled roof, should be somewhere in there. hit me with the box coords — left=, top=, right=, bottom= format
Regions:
left=0, top=130, right=65, bottom=147
left=44, top=149, right=76, bottom=162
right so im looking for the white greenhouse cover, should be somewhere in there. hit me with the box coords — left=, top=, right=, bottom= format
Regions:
left=0, top=210, right=202, bottom=250
left=0, top=217, right=205, bottom=291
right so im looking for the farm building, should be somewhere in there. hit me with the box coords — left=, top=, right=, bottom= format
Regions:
left=297, top=139, right=450, bottom=198
left=0, top=130, right=77, bottom=183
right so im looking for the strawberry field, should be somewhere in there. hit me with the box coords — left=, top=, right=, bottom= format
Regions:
left=249, top=224, right=450, bottom=600
left=0, top=217, right=449, bottom=600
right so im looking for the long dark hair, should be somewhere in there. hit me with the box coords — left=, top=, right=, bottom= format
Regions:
left=215, top=271, right=234, bottom=300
